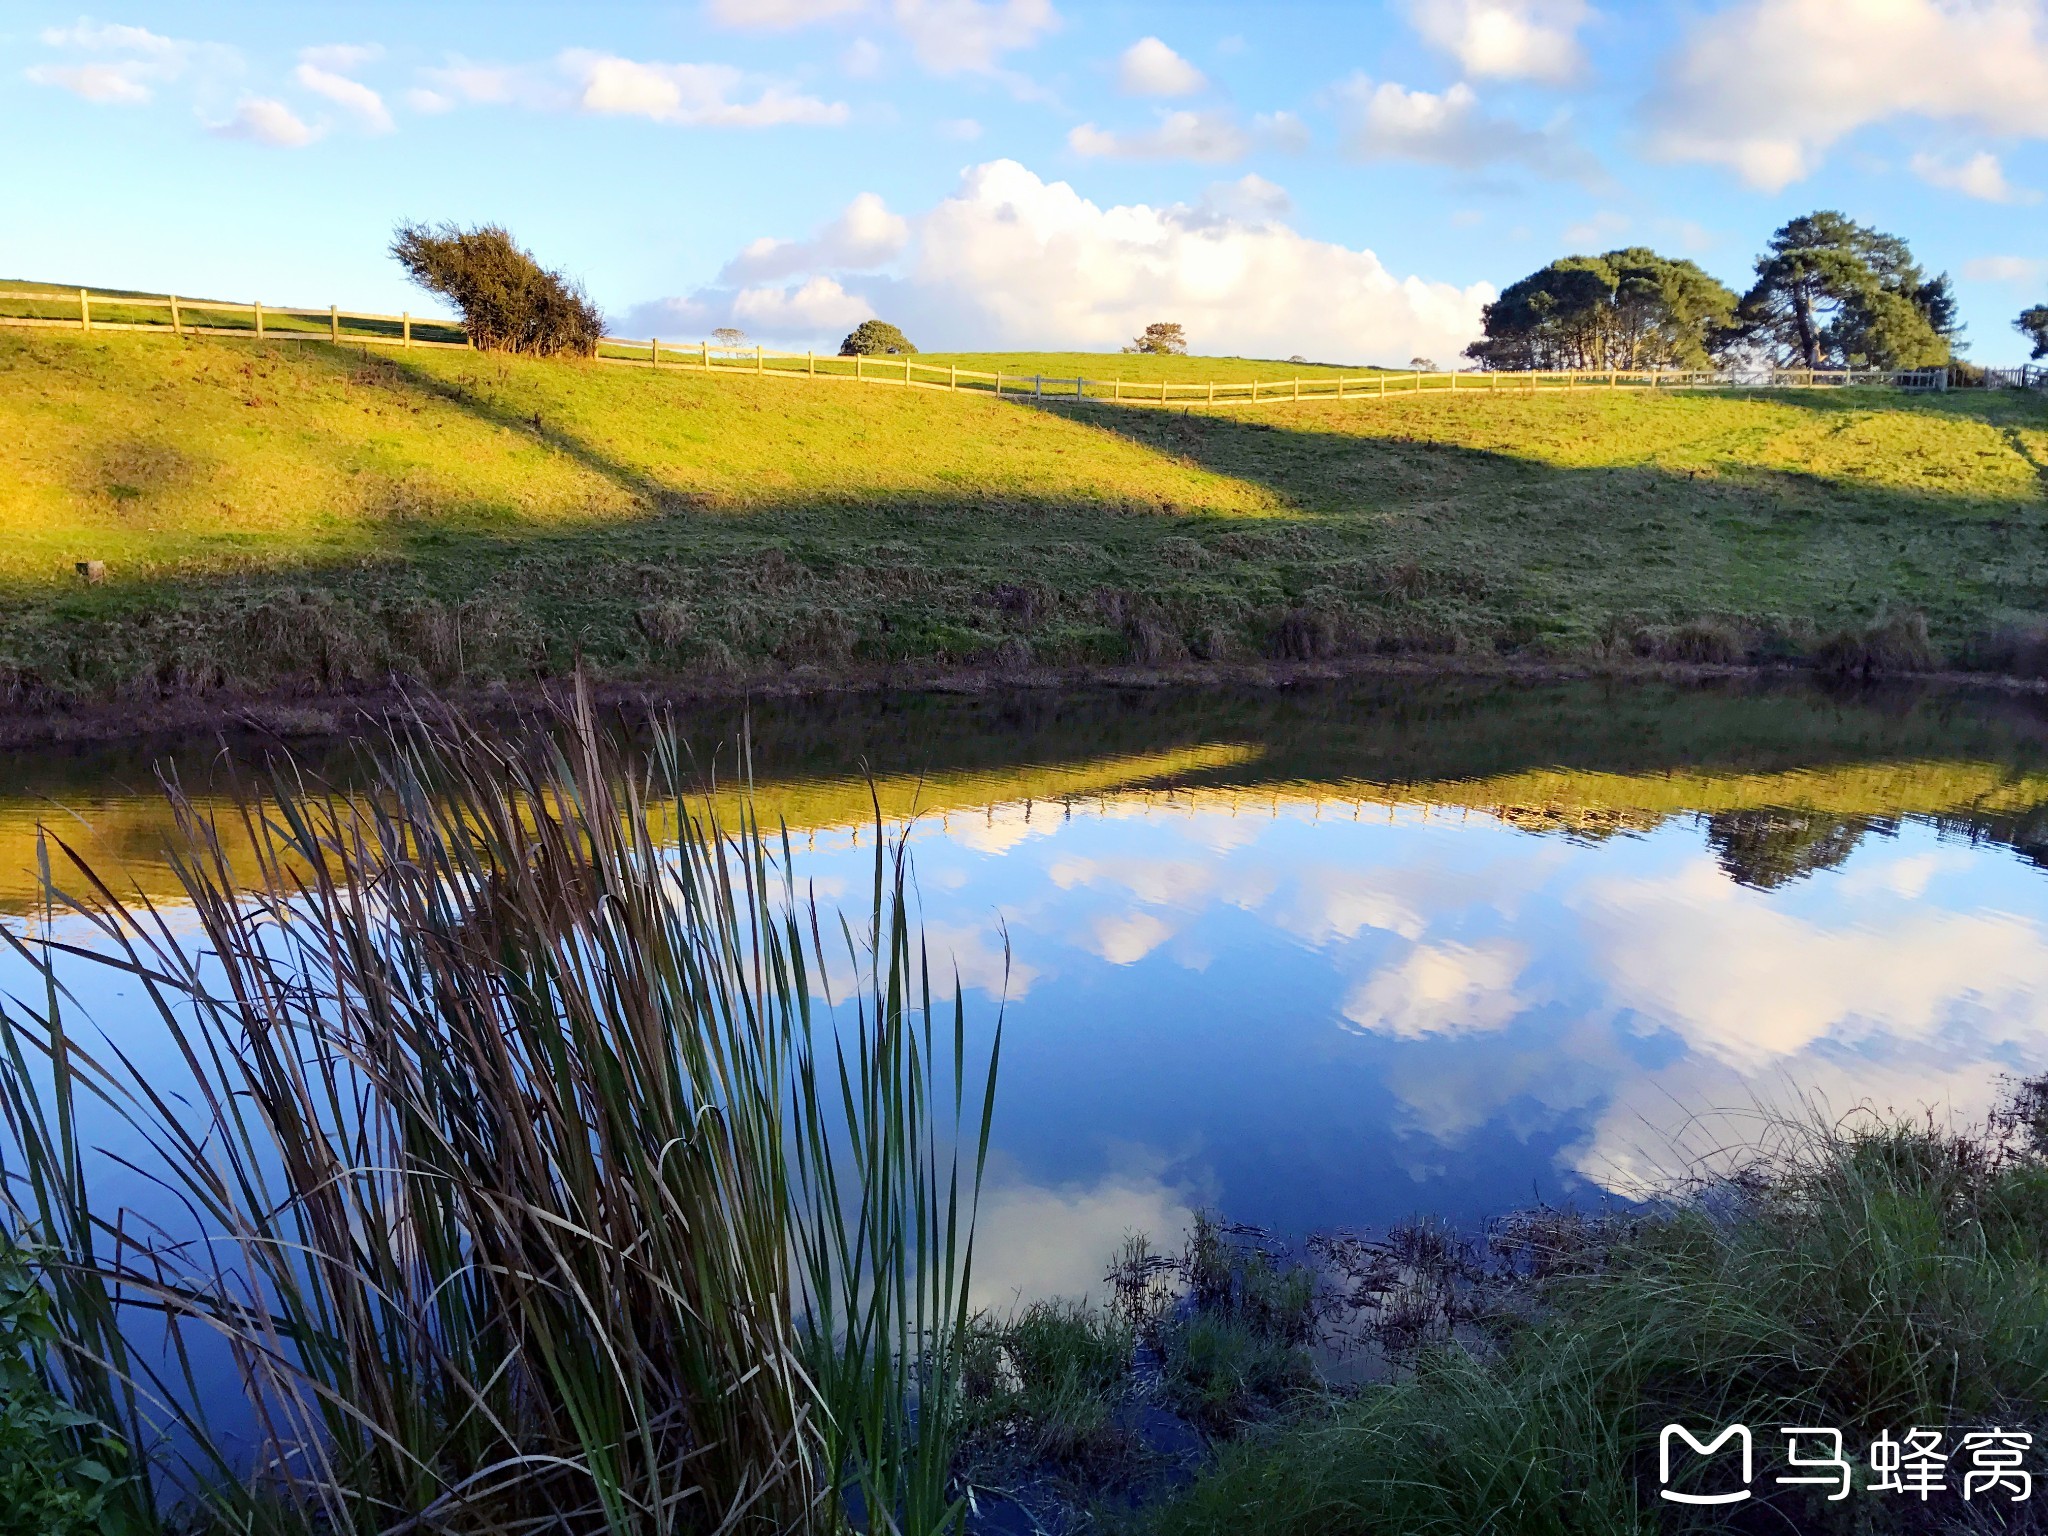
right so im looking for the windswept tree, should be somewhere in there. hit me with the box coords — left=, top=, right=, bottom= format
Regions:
left=1464, top=248, right=1739, bottom=371
left=1735, top=212, right=1956, bottom=369
left=390, top=222, right=604, bottom=356
left=2020, top=304, right=2048, bottom=360
left=1130, top=322, right=1187, bottom=355
left=839, top=319, right=917, bottom=356
left=712, top=326, right=747, bottom=350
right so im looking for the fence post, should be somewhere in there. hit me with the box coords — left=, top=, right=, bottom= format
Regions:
left=810, top=351, right=817, bottom=377
left=995, top=373, right=1003, bottom=397
left=1208, top=380, right=1216, bottom=404
left=402, top=312, right=411, bottom=348
left=951, top=364, right=957, bottom=390
left=1114, top=377, right=1122, bottom=401
left=1160, top=378, right=1168, bottom=403
left=1336, top=377, right=1344, bottom=399
left=1035, top=374, right=1042, bottom=399
left=907, top=357, right=914, bottom=386
left=78, top=288, right=91, bottom=333
left=1076, top=376, right=1084, bottom=400
left=651, top=336, right=659, bottom=366
left=1449, top=371, right=1457, bottom=392
left=1294, top=377, right=1301, bottom=401
left=1379, top=372, right=1386, bottom=396
left=169, top=294, right=181, bottom=336
left=757, top=344, right=764, bottom=375
left=327, top=304, right=338, bottom=342
left=1252, top=379, right=1259, bottom=403
left=702, top=340, right=710, bottom=369
left=254, top=300, right=264, bottom=337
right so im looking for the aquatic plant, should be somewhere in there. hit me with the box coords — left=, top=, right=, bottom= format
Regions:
left=0, top=688, right=1000, bottom=1534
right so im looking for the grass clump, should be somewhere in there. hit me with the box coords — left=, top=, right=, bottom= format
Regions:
left=0, top=686, right=1000, bottom=1535
left=959, top=1301, right=1137, bottom=1467
left=1141, top=1094, right=2048, bottom=1536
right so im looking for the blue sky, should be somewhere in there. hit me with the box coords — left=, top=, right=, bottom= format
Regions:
left=5, top=0, right=2047, bottom=365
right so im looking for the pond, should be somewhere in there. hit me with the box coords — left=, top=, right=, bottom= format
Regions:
left=6, top=674, right=2048, bottom=1312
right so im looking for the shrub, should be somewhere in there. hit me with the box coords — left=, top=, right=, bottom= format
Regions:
left=0, top=1251, right=132, bottom=1536
left=840, top=319, right=917, bottom=355
left=390, top=222, right=605, bottom=356
left=1131, top=322, right=1188, bottom=355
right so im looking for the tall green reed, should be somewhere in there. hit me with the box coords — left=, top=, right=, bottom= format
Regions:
left=0, top=688, right=1001, bottom=1534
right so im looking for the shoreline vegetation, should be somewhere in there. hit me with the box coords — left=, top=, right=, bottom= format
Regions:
left=0, top=693, right=2044, bottom=1532
left=4, top=329, right=2047, bottom=729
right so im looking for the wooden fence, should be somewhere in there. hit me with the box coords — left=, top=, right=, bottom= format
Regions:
left=4, top=285, right=2039, bottom=402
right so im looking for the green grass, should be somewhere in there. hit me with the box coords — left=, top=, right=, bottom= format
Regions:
left=912, top=351, right=1387, bottom=385
left=0, top=277, right=467, bottom=344
left=3, top=326, right=2045, bottom=710
left=1138, top=1101, right=2048, bottom=1535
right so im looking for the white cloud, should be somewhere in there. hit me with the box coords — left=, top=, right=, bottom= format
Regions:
left=1649, top=0, right=2048, bottom=191
left=721, top=191, right=911, bottom=283
left=1406, top=0, right=1593, bottom=83
left=891, top=0, right=1060, bottom=73
left=1575, top=857, right=2048, bottom=1072
left=299, top=43, right=381, bottom=72
left=1117, top=36, right=1207, bottom=96
left=26, top=19, right=226, bottom=105
left=26, top=62, right=154, bottom=103
left=1087, top=911, right=1176, bottom=964
left=706, top=0, right=867, bottom=25
left=1562, top=208, right=1629, bottom=246
left=294, top=62, right=394, bottom=133
left=405, top=86, right=455, bottom=113
left=211, top=96, right=319, bottom=147
left=1909, top=149, right=2039, bottom=203
left=1341, top=939, right=1530, bottom=1039
left=1337, top=75, right=1591, bottom=178
left=419, top=51, right=848, bottom=128
left=1069, top=108, right=1249, bottom=162
left=631, top=159, right=1491, bottom=362
left=841, top=37, right=885, bottom=75
left=1963, top=254, right=2048, bottom=282
left=970, top=1153, right=1200, bottom=1308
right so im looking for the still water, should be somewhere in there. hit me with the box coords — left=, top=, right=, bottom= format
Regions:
left=6, top=675, right=2048, bottom=1305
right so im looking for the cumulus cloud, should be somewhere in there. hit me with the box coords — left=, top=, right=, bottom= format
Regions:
left=1909, top=149, right=2038, bottom=203
left=419, top=50, right=848, bottom=127
left=1963, top=254, right=2048, bottom=282
left=1337, top=74, right=1593, bottom=178
left=1087, top=911, right=1177, bottom=965
left=1406, top=0, right=1593, bottom=83
left=971, top=1152, right=1201, bottom=1308
left=1117, top=36, right=1207, bottom=96
left=720, top=191, right=910, bottom=283
left=628, top=159, right=1491, bottom=364
left=295, top=57, right=394, bottom=133
left=1342, top=939, right=1530, bottom=1039
left=210, top=96, right=320, bottom=147
left=1648, top=0, right=2048, bottom=190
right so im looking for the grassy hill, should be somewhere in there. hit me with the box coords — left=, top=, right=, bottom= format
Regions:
left=2, top=326, right=2044, bottom=715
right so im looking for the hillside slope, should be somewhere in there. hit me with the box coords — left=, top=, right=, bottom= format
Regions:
left=2, top=328, right=2044, bottom=713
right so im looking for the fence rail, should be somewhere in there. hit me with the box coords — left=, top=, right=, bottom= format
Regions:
left=5, top=285, right=2042, bottom=400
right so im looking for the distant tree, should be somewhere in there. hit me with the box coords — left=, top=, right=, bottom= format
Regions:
left=1464, top=247, right=1739, bottom=371
left=1409, top=356, right=1438, bottom=371
left=1288, top=354, right=1307, bottom=364
left=2020, top=304, right=2048, bottom=360
left=1735, top=212, right=1955, bottom=369
left=1706, top=809, right=1869, bottom=890
left=1132, top=322, right=1187, bottom=355
left=712, top=326, right=747, bottom=350
left=839, top=319, right=917, bottom=356
left=389, top=222, right=604, bottom=356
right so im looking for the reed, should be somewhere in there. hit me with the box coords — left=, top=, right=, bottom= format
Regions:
left=0, top=687, right=1000, bottom=1534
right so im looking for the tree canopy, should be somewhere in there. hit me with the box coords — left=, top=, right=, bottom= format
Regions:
left=1735, top=212, right=1956, bottom=370
left=390, top=223, right=604, bottom=357
left=1129, top=322, right=1187, bottom=355
left=839, top=319, right=916, bottom=356
left=2020, top=305, right=2048, bottom=361
left=1464, top=248, right=1739, bottom=372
